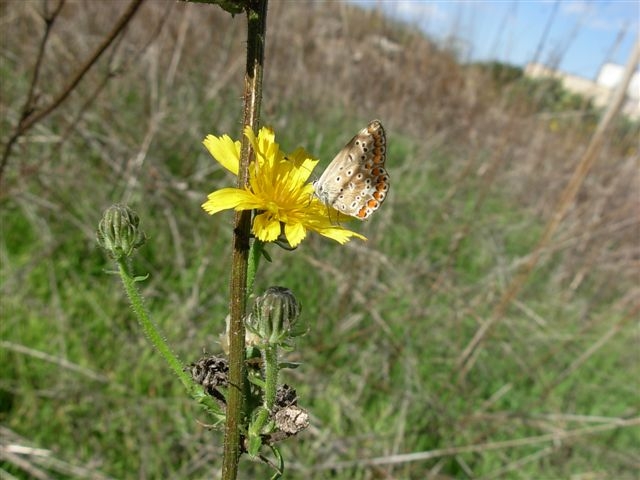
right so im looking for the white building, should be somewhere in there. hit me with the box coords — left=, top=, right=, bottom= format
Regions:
left=525, top=62, right=639, bottom=119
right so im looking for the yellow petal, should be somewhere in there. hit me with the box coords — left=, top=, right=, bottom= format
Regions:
left=253, top=212, right=281, bottom=242
left=244, top=126, right=257, bottom=146
left=245, top=126, right=281, bottom=168
left=202, top=188, right=260, bottom=215
left=202, top=125, right=367, bottom=246
left=288, top=148, right=318, bottom=182
left=203, top=134, right=240, bottom=176
left=305, top=215, right=367, bottom=244
left=284, top=222, right=307, bottom=247
left=243, top=126, right=262, bottom=155
left=317, top=226, right=367, bottom=244
left=292, top=159, right=318, bottom=185
left=257, top=126, right=275, bottom=143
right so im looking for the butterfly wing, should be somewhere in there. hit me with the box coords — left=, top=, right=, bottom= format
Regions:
left=314, top=120, right=389, bottom=220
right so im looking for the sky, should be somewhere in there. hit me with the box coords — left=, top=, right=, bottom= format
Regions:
left=349, top=0, right=639, bottom=81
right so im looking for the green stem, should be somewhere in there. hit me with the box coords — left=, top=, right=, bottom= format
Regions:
left=116, top=259, right=223, bottom=418
left=247, top=239, right=263, bottom=298
left=247, top=342, right=278, bottom=455
left=262, top=343, right=278, bottom=411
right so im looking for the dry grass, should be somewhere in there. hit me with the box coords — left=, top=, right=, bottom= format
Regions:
left=1, top=1, right=638, bottom=478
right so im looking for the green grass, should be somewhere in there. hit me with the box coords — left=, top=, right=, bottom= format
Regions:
left=2, top=1, right=638, bottom=479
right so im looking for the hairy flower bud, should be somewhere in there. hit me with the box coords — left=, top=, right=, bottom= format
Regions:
left=245, top=287, right=305, bottom=345
left=97, top=204, right=146, bottom=260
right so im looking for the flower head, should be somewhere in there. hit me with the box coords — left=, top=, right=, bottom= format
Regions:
left=97, top=204, right=146, bottom=260
left=245, top=286, right=306, bottom=346
left=201, top=126, right=365, bottom=247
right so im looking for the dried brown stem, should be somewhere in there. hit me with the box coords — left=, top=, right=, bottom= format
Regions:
left=57, top=2, right=174, bottom=146
left=222, top=2, right=267, bottom=479
left=0, top=0, right=145, bottom=186
left=455, top=40, right=640, bottom=381
left=315, top=417, right=640, bottom=471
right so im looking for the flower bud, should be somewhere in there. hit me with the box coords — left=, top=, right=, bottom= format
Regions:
left=245, top=287, right=305, bottom=345
left=97, top=204, right=146, bottom=260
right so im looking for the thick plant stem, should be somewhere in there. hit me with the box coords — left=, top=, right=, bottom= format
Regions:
left=222, top=1, right=268, bottom=479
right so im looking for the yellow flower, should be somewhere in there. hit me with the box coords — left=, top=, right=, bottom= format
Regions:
left=202, top=126, right=365, bottom=247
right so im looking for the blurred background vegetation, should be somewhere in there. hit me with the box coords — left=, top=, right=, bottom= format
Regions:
left=1, top=1, right=638, bottom=478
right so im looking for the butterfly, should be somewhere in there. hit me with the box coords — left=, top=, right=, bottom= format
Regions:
left=313, top=120, right=389, bottom=220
